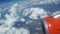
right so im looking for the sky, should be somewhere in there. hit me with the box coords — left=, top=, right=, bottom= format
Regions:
left=0, top=0, right=60, bottom=10
left=0, top=0, right=27, bottom=7
left=0, top=0, right=24, bottom=3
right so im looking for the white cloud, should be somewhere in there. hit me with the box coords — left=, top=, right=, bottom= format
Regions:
left=23, top=8, right=31, bottom=16
left=0, top=24, right=12, bottom=34
left=30, top=0, right=60, bottom=4
left=0, top=19, right=6, bottom=24
left=15, top=28, right=30, bottom=34
left=29, top=8, right=48, bottom=19
left=23, top=8, right=48, bottom=20
left=5, top=13, right=19, bottom=26
left=7, top=28, right=30, bottom=34
left=4, top=3, right=20, bottom=26
left=9, top=3, right=18, bottom=12
left=39, top=0, right=60, bottom=4
left=52, top=11, right=60, bottom=18
left=52, top=11, right=60, bottom=16
left=0, top=3, right=31, bottom=34
left=0, top=3, right=20, bottom=34
left=53, top=14, right=60, bottom=18
left=20, top=18, right=25, bottom=22
left=6, top=27, right=17, bottom=34
left=0, top=3, right=48, bottom=34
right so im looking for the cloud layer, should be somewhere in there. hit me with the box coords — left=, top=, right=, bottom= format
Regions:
left=0, top=3, right=48, bottom=34
left=29, top=0, right=60, bottom=5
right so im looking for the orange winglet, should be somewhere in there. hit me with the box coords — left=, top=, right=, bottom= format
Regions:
left=44, top=16, right=60, bottom=34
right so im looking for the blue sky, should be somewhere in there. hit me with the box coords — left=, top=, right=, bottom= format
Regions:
left=0, top=0, right=19, bottom=4
left=0, top=0, right=24, bottom=3
left=0, top=0, right=60, bottom=13
left=0, top=0, right=28, bottom=4
left=0, top=0, right=28, bottom=7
